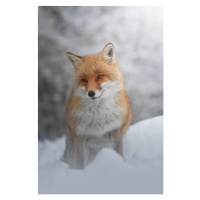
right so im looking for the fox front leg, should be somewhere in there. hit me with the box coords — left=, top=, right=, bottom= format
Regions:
left=63, top=131, right=75, bottom=167
left=109, top=129, right=124, bottom=158
left=73, top=135, right=88, bottom=169
left=63, top=132, right=88, bottom=169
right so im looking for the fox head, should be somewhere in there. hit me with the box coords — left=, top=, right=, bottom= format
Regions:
left=66, top=43, right=124, bottom=100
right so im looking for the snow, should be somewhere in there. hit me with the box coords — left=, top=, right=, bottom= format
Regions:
left=38, top=116, right=163, bottom=194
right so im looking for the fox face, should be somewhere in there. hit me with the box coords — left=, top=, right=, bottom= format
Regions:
left=79, top=74, right=109, bottom=99
left=75, top=66, right=122, bottom=101
left=66, top=43, right=123, bottom=101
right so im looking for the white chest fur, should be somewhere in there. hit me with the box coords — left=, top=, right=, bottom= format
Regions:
left=75, top=98, right=124, bottom=137
left=74, top=82, right=125, bottom=137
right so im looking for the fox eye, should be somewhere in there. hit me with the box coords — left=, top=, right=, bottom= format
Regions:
left=97, top=75, right=104, bottom=79
left=81, top=78, right=88, bottom=83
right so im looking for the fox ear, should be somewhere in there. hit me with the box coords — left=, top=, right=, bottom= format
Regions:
left=100, top=43, right=115, bottom=63
left=66, top=52, right=83, bottom=69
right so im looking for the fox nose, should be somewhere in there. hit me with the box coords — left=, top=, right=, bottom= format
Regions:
left=88, top=90, right=95, bottom=97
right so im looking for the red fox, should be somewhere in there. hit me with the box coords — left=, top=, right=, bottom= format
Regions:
left=63, top=43, right=132, bottom=169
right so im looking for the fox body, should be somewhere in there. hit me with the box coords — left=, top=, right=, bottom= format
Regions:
left=63, top=43, right=132, bottom=169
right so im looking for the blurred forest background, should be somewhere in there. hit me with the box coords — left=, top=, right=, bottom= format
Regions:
left=38, top=6, right=163, bottom=141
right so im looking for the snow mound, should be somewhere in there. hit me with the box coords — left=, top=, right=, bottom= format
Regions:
left=38, top=116, right=163, bottom=194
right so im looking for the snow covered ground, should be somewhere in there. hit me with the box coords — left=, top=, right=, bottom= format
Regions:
left=38, top=116, right=163, bottom=194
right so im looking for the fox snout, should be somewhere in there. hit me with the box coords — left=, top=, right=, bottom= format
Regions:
left=88, top=89, right=104, bottom=100
left=88, top=90, right=95, bottom=98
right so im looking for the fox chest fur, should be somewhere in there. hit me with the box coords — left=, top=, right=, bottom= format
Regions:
left=73, top=91, right=125, bottom=137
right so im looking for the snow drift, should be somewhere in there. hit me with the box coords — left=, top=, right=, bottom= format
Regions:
left=38, top=116, right=163, bottom=194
